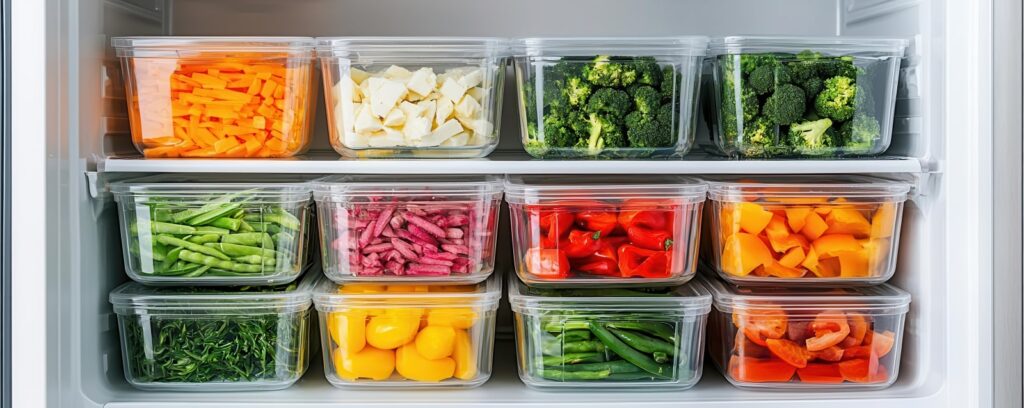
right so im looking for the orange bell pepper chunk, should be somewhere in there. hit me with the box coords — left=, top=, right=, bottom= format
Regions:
left=785, top=207, right=811, bottom=232
left=732, top=308, right=788, bottom=346
left=868, top=330, right=896, bottom=358
left=826, top=208, right=872, bottom=238
left=736, top=202, right=774, bottom=235
left=870, top=203, right=898, bottom=238
left=806, top=310, right=851, bottom=351
left=729, top=356, right=797, bottom=383
left=812, top=234, right=861, bottom=257
left=801, top=212, right=829, bottom=240
left=766, top=338, right=812, bottom=368
left=838, top=354, right=883, bottom=383
left=837, top=249, right=870, bottom=277
left=779, top=247, right=806, bottom=268
left=764, top=261, right=806, bottom=278
left=845, top=313, right=870, bottom=347
left=720, top=232, right=774, bottom=277
left=797, top=363, right=844, bottom=383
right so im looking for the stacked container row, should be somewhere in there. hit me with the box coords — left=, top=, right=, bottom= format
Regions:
left=111, top=36, right=906, bottom=159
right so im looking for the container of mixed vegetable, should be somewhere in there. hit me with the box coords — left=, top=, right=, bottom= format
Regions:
left=109, top=272, right=317, bottom=391
left=702, top=37, right=907, bottom=158
left=700, top=275, right=910, bottom=389
left=111, top=175, right=313, bottom=286
left=513, top=37, right=708, bottom=159
left=504, top=175, right=706, bottom=287
left=509, top=276, right=711, bottom=390
left=313, top=277, right=501, bottom=388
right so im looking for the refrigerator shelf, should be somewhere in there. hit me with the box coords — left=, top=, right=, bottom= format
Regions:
left=98, top=151, right=926, bottom=175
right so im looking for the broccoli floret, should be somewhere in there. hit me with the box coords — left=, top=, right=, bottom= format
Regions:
left=788, top=118, right=836, bottom=155
left=800, top=76, right=824, bottom=102
left=582, top=56, right=629, bottom=87
left=739, top=116, right=776, bottom=156
left=580, top=112, right=626, bottom=154
left=660, top=66, right=677, bottom=101
left=633, top=57, right=663, bottom=86
left=815, top=76, right=856, bottom=121
left=563, top=76, right=593, bottom=107
left=740, top=54, right=778, bottom=74
left=524, top=139, right=549, bottom=156
left=542, top=107, right=581, bottom=148
left=763, top=84, right=807, bottom=125
left=840, top=114, right=881, bottom=151
left=586, top=88, right=631, bottom=118
left=816, top=56, right=857, bottom=79
left=656, top=103, right=674, bottom=128
left=854, top=84, right=876, bottom=115
left=624, top=110, right=650, bottom=130
left=627, top=118, right=672, bottom=148
left=631, top=85, right=660, bottom=115
left=748, top=65, right=775, bottom=95
left=544, top=79, right=568, bottom=109
left=741, top=86, right=759, bottom=122
left=552, top=59, right=584, bottom=79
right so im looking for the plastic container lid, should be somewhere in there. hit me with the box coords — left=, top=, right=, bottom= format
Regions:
left=109, top=272, right=318, bottom=314
left=312, top=175, right=504, bottom=202
left=706, top=175, right=912, bottom=203
left=709, top=36, right=907, bottom=56
left=111, top=36, right=316, bottom=57
left=699, top=275, right=911, bottom=315
left=313, top=274, right=502, bottom=311
left=110, top=174, right=312, bottom=204
left=316, top=37, right=511, bottom=58
left=515, top=37, right=709, bottom=57
left=509, top=275, right=712, bottom=314
left=504, top=175, right=707, bottom=205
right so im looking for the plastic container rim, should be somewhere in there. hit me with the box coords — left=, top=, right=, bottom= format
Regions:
left=706, top=176, right=912, bottom=202
left=111, top=36, right=316, bottom=56
left=708, top=36, right=908, bottom=55
left=504, top=175, right=708, bottom=204
left=312, top=175, right=504, bottom=201
left=698, top=275, right=911, bottom=314
left=514, top=36, right=709, bottom=56
left=313, top=273, right=502, bottom=311
left=109, top=272, right=319, bottom=314
left=316, top=36, right=512, bottom=56
left=508, top=274, right=712, bottom=314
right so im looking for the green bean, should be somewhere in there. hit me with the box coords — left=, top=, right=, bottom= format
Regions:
left=653, top=352, right=669, bottom=364
left=170, top=193, right=241, bottom=223
left=543, top=320, right=590, bottom=333
left=556, top=360, right=641, bottom=374
left=538, top=368, right=611, bottom=381
left=606, top=372, right=660, bottom=381
left=196, top=226, right=230, bottom=235
left=540, top=352, right=606, bottom=366
left=609, top=328, right=677, bottom=357
left=233, top=254, right=276, bottom=266
left=558, top=330, right=592, bottom=342
left=543, top=340, right=606, bottom=356
left=177, top=250, right=263, bottom=273
left=605, top=321, right=677, bottom=343
left=238, top=220, right=255, bottom=232
left=222, top=232, right=274, bottom=250
left=209, top=217, right=242, bottom=231
left=155, top=235, right=230, bottom=261
left=149, top=242, right=168, bottom=262
left=186, top=203, right=242, bottom=226
left=151, top=221, right=196, bottom=235
left=153, top=208, right=173, bottom=222
left=204, top=242, right=277, bottom=258
left=247, top=212, right=300, bottom=231
left=186, top=234, right=221, bottom=244
left=588, top=322, right=672, bottom=379
left=158, top=247, right=183, bottom=272
left=182, top=265, right=212, bottom=277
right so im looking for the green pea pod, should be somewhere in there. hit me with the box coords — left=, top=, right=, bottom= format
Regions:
left=155, top=263, right=203, bottom=276
left=543, top=340, right=606, bottom=356
left=182, top=265, right=212, bottom=277
left=609, top=328, right=677, bottom=357
left=187, top=234, right=221, bottom=244
left=155, top=235, right=230, bottom=261
left=196, top=226, right=230, bottom=235
left=238, top=220, right=256, bottom=232
left=186, top=203, right=242, bottom=226
left=538, top=368, right=611, bottom=381
left=588, top=322, right=672, bottom=379
left=153, top=208, right=173, bottom=222
left=151, top=221, right=196, bottom=235
left=177, top=250, right=263, bottom=273
left=233, top=254, right=275, bottom=266
left=158, top=247, right=183, bottom=272
left=204, top=242, right=278, bottom=258
left=222, top=232, right=274, bottom=250
left=605, top=321, right=677, bottom=343
left=557, top=360, right=641, bottom=374
left=170, top=192, right=242, bottom=223
left=540, top=352, right=606, bottom=367
left=209, top=217, right=242, bottom=232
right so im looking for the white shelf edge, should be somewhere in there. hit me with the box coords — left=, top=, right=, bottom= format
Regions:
left=98, top=152, right=926, bottom=175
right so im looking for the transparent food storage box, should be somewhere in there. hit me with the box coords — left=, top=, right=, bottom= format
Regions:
left=703, top=176, right=911, bottom=286
left=109, top=272, right=317, bottom=391
left=317, top=37, right=510, bottom=158
left=700, top=275, right=910, bottom=390
left=313, top=175, right=503, bottom=284
left=112, top=37, right=317, bottom=158
left=509, top=275, right=711, bottom=390
left=505, top=175, right=707, bottom=287
left=702, top=36, right=907, bottom=158
left=512, top=37, right=708, bottom=159
left=111, top=175, right=314, bottom=286
left=312, top=276, right=501, bottom=388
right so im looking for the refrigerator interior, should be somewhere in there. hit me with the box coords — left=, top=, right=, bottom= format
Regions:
left=44, top=0, right=990, bottom=406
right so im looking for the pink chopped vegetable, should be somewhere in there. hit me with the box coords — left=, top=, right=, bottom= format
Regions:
left=417, top=257, right=455, bottom=267
left=372, top=206, right=396, bottom=238
left=362, top=242, right=394, bottom=254
left=446, top=228, right=464, bottom=239
left=442, top=244, right=470, bottom=255
left=407, top=263, right=451, bottom=275
left=403, top=212, right=448, bottom=238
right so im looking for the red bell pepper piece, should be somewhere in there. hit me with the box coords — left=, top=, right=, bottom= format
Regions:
left=562, top=230, right=602, bottom=258
left=626, top=226, right=674, bottom=251
left=524, top=247, right=570, bottom=278
left=541, top=212, right=575, bottom=243
left=576, top=211, right=618, bottom=236
left=617, top=244, right=671, bottom=278
left=576, top=258, right=619, bottom=276
left=618, top=210, right=667, bottom=231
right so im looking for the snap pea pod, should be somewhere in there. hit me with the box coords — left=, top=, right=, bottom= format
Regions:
left=177, top=250, right=264, bottom=273
left=196, top=226, right=230, bottom=235
left=205, top=242, right=278, bottom=258
left=245, top=212, right=300, bottom=231
left=187, top=234, right=222, bottom=244
left=605, top=321, right=677, bottom=343
left=209, top=217, right=242, bottom=232
left=155, top=235, right=230, bottom=261
left=554, top=360, right=641, bottom=374
left=609, top=328, right=677, bottom=357
left=222, top=232, right=274, bottom=250
left=539, top=368, right=611, bottom=381
left=588, top=322, right=672, bottom=379
left=151, top=221, right=196, bottom=235
left=157, top=247, right=183, bottom=272
left=233, top=254, right=276, bottom=266
left=540, top=352, right=606, bottom=366
left=542, top=340, right=606, bottom=356
left=186, top=203, right=242, bottom=226
left=169, top=192, right=242, bottom=223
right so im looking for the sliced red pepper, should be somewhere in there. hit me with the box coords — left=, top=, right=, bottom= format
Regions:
left=576, top=211, right=618, bottom=236
left=524, top=248, right=570, bottom=278
left=617, top=244, right=671, bottom=278
left=626, top=226, right=674, bottom=251
left=728, top=356, right=796, bottom=383
left=576, top=258, right=619, bottom=276
left=797, top=363, right=844, bottom=384
left=562, top=230, right=602, bottom=258
left=618, top=209, right=667, bottom=231
left=542, top=212, right=576, bottom=243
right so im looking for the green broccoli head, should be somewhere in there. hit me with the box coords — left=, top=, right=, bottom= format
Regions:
left=739, top=116, right=777, bottom=157
left=582, top=56, right=631, bottom=87
left=542, top=107, right=581, bottom=148
left=580, top=112, right=626, bottom=155
left=631, top=85, right=660, bottom=115
left=816, top=56, right=858, bottom=79
left=815, top=76, right=857, bottom=121
left=763, top=83, right=807, bottom=125
left=586, top=88, right=631, bottom=118
left=840, top=114, right=881, bottom=152
left=800, top=76, right=824, bottom=102
left=563, top=76, right=593, bottom=107
left=552, top=59, right=584, bottom=79
left=626, top=118, right=672, bottom=148
left=748, top=65, right=775, bottom=95
left=740, top=54, right=779, bottom=74
left=787, top=117, right=836, bottom=155
left=656, top=103, right=674, bottom=129
left=633, top=57, right=663, bottom=87
left=741, top=86, right=760, bottom=123
left=660, top=65, right=677, bottom=101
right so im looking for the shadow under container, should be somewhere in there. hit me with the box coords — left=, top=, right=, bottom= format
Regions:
left=700, top=275, right=911, bottom=390
left=504, top=175, right=707, bottom=288
left=508, top=275, right=712, bottom=390
left=701, top=36, right=907, bottom=158
left=703, top=176, right=911, bottom=286
left=313, top=175, right=503, bottom=284
left=512, top=37, right=708, bottom=159
left=317, top=37, right=510, bottom=158
left=108, top=272, right=318, bottom=391
left=111, top=175, right=314, bottom=286
left=312, top=276, right=501, bottom=388
left=112, top=36, right=317, bottom=158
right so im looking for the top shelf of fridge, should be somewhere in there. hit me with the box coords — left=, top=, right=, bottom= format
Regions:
left=98, top=150, right=926, bottom=174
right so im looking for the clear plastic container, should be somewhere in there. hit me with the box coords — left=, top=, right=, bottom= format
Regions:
left=701, top=36, right=908, bottom=158
left=700, top=275, right=910, bottom=390
left=317, top=37, right=510, bottom=158
left=111, top=175, right=314, bottom=286
left=312, top=276, right=501, bottom=388
left=109, top=272, right=318, bottom=391
left=508, top=275, right=712, bottom=390
left=313, top=175, right=503, bottom=284
left=703, top=176, right=911, bottom=286
left=505, top=175, right=707, bottom=287
left=112, top=37, right=317, bottom=158
left=512, top=37, right=708, bottom=159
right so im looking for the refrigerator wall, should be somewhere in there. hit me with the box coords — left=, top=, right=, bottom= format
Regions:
left=9, top=0, right=1005, bottom=407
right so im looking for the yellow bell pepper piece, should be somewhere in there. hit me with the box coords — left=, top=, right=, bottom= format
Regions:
left=333, top=345, right=395, bottom=381
left=327, top=310, right=367, bottom=354
left=396, top=343, right=455, bottom=382
left=426, top=308, right=478, bottom=329
left=452, top=329, right=477, bottom=380
left=415, top=326, right=456, bottom=360
left=339, top=284, right=387, bottom=294
left=365, top=308, right=423, bottom=350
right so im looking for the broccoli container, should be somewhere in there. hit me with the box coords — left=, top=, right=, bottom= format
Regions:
left=703, top=37, right=907, bottom=158
left=513, top=37, right=708, bottom=159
